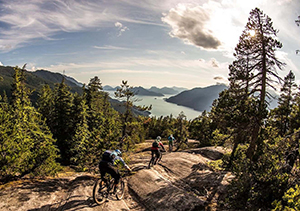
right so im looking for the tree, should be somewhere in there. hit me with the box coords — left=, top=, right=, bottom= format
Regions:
left=70, top=94, right=92, bottom=171
left=269, top=70, right=297, bottom=135
left=0, top=66, right=60, bottom=179
left=174, top=112, right=189, bottom=151
left=115, top=80, right=135, bottom=137
left=231, top=8, right=284, bottom=159
left=52, top=78, right=73, bottom=164
left=37, top=84, right=54, bottom=128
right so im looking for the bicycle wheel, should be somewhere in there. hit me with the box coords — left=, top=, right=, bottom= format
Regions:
left=93, top=179, right=108, bottom=205
left=115, top=179, right=125, bottom=200
left=148, top=157, right=154, bottom=169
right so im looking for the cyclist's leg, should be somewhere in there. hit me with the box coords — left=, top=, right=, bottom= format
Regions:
left=106, top=164, right=120, bottom=192
left=154, top=150, right=160, bottom=164
left=158, top=149, right=162, bottom=162
left=99, top=161, right=108, bottom=186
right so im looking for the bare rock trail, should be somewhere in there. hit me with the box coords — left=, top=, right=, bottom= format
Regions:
left=0, top=145, right=232, bottom=211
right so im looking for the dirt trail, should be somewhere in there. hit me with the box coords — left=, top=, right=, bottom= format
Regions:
left=0, top=145, right=231, bottom=211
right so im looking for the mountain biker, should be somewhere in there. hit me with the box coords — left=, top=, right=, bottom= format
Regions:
left=99, top=149, right=131, bottom=192
left=168, top=134, right=175, bottom=152
left=151, top=136, right=165, bottom=164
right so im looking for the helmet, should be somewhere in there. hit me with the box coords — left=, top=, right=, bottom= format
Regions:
left=115, top=149, right=122, bottom=157
left=110, top=151, right=118, bottom=159
left=156, top=136, right=161, bottom=141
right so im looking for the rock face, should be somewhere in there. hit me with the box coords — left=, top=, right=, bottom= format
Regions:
left=0, top=145, right=232, bottom=211
left=128, top=146, right=233, bottom=211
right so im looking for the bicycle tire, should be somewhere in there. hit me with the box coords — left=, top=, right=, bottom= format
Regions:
left=148, top=157, right=154, bottom=169
left=115, top=180, right=125, bottom=200
left=93, top=179, right=108, bottom=205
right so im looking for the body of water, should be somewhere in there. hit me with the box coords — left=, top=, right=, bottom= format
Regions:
left=106, top=91, right=202, bottom=120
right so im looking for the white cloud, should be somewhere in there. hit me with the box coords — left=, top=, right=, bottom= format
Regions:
left=93, top=45, right=130, bottom=50
left=0, top=61, right=3, bottom=66
left=0, top=1, right=158, bottom=51
left=115, top=21, right=129, bottom=36
left=162, top=3, right=222, bottom=50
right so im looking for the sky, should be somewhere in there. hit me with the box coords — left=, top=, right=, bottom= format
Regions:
left=0, top=0, right=299, bottom=89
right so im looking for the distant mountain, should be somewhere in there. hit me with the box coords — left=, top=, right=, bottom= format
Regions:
left=132, top=86, right=163, bottom=96
left=171, top=86, right=188, bottom=93
left=166, top=84, right=227, bottom=111
left=32, top=70, right=84, bottom=89
left=0, top=66, right=149, bottom=116
left=148, top=86, right=180, bottom=95
left=103, top=85, right=116, bottom=91
left=0, top=66, right=83, bottom=102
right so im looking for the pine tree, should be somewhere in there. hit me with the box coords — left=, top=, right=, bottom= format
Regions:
left=174, top=112, right=189, bottom=151
left=269, top=70, right=297, bottom=135
left=52, top=78, right=73, bottom=164
left=0, top=66, right=60, bottom=179
left=37, top=84, right=54, bottom=128
left=231, top=8, right=284, bottom=159
left=115, top=80, right=135, bottom=137
left=70, top=95, right=92, bottom=171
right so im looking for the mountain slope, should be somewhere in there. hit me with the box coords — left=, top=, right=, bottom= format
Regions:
left=0, top=66, right=83, bottom=101
left=166, top=84, right=227, bottom=111
left=148, top=86, right=179, bottom=95
left=132, top=86, right=164, bottom=96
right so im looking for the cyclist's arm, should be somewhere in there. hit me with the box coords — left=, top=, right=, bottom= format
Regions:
left=159, top=142, right=166, bottom=151
left=114, top=157, right=131, bottom=171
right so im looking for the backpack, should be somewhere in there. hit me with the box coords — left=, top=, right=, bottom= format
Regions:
left=102, top=150, right=112, bottom=162
left=152, top=140, right=159, bottom=148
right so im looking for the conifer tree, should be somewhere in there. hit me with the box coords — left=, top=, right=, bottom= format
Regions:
left=174, top=112, right=189, bottom=151
left=37, top=84, right=54, bottom=127
left=231, top=8, right=284, bottom=159
left=70, top=94, right=92, bottom=171
left=52, top=78, right=73, bottom=164
left=0, top=66, right=60, bottom=179
left=115, top=80, right=135, bottom=137
left=269, top=70, right=297, bottom=135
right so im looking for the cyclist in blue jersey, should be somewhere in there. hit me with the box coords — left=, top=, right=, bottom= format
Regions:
left=99, top=149, right=131, bottom=192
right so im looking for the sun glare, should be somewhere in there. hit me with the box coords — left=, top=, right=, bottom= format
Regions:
left=249, top=30, right=256, bottom=36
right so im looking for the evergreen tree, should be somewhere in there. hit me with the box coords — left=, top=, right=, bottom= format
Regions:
left=231, top=8, right=284, bottom=159
left=70, top=95, right=92, bottom=171
left=52, top=78, right=73, bottom=164
left=269, top=70, right=297, bottom=135
left=289, top=85, right=300, bottom=132
left=37, top=84, right=54, bottom=128
left=174, top=112, right=189, bottom=151
left=115, top=80, right=135, bottom=137
left=0, top=66, right=60, bottom=179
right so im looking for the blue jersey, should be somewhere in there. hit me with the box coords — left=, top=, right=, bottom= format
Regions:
left=113, top=156, right=129, bottom=169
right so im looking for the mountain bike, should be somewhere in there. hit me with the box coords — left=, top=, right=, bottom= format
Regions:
left=93, top=173, right=125, bottom=205
left=148, top=149, right=165, bottom=168
left=169, top=142, right=173, bottom=152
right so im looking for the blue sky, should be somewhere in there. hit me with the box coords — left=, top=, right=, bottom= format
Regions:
left=0, top=0, right=299, bottom=89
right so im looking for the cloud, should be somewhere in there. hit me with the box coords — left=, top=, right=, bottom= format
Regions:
left=210, top=58, right=219, bottom=68
left=93, top=45, right=130, bottom=50
left=0, top=0, right=159, bottom=51
left=0, top=61, right=3, bottom=66
left=115, top=21, right=129, bottom=36
left=162, top=3, right=222, bottom=49
left=214, top=75, right=228, bottom=85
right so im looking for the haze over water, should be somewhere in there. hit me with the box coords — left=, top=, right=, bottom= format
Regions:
left=106, top=91, right=202, bottom=120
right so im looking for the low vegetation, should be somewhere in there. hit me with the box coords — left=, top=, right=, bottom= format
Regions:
left=0, top=7, right=300, bottom=210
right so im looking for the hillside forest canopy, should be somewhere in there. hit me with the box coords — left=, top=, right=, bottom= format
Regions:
left=0, top=8, right=300, bottom=210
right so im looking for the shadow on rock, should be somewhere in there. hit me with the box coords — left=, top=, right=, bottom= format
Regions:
left=185, top=147, right=224, bottom=160
left=28, top=196, right=95, bottom=211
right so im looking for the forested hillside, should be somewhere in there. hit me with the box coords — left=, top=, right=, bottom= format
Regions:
left=0, top=7, right=300, bottom=211
left=166, top=84, right=227, bottom=111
